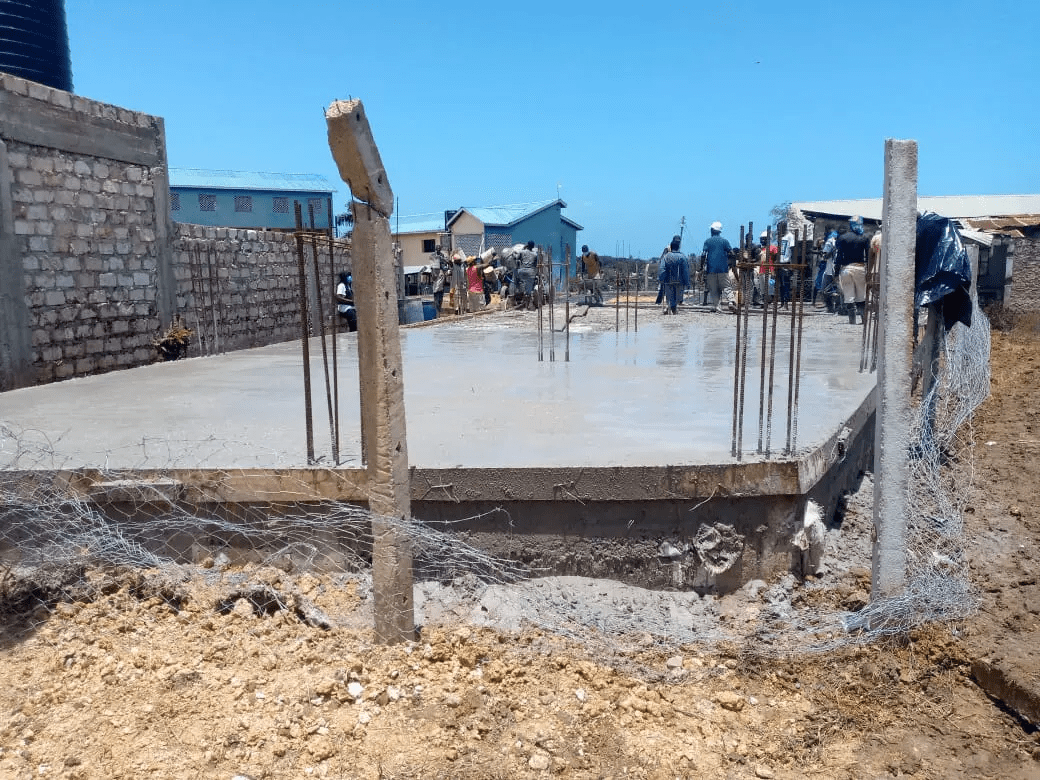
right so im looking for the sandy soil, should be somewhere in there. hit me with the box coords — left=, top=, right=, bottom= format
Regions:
left=1, top=304, right=1038, bottom=779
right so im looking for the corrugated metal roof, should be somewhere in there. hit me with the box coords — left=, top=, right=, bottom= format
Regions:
left=392, top=213, right=447, bottom=234
left=451, top=199, right=565, bottom=228
left=794, top=194, right=1040, bottom=222
left=169, top=168, right=336, bottom=193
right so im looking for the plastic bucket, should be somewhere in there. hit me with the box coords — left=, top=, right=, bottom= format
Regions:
left=422, top=300, right=437, bottom=320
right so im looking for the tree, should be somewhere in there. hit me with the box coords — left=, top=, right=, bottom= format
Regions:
left=334, top=209, right=354, bottom=238
left=769, top=201, right=792, bottom=229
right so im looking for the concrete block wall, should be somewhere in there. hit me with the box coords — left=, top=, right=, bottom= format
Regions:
left=0, top=72, right=174, bottom=388
left=1007, top=237, right=1040, bottom=312
left=171, top=224, right=349, bottom=356
left=8, top=143, right=164, bottom=380
left=1, top=73, right=352, bottom=389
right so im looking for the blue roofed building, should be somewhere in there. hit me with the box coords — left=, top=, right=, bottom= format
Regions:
left=168, top=168, right=336, bottom=231
left=448, top=199, right=583, bottom=275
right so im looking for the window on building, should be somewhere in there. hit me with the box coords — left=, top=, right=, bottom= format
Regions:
left=199, top=193, right=217, bottom=212
left=273, top=197, right=290, bottom=214
left=234, top=195, right=253, bottom=213
left=422, top=238, right=436, bottom=253
left=307, top=198, right=327, bottom=220
left=170, top=192, right=180, bottom=211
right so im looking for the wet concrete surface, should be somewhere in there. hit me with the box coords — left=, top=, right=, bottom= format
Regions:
left=0, top=306, right=875, bottom=470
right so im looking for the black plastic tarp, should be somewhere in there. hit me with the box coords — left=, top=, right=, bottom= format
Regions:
left=915, top=212, right=972, bottom=329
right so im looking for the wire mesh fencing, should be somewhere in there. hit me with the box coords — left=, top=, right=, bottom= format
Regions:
left=0, top=300, right=990, bottom=663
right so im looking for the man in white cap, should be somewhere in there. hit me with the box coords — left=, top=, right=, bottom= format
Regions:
left=700, top=221, right=733, bottom=312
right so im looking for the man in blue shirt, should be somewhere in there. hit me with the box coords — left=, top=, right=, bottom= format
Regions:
left=658, top=235, right=690, bottom=315
left=701, top=221, right=733, bottom=313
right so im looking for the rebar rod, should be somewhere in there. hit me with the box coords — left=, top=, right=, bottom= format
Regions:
left=785, top=229, right=800, bottom=454
left=615, top=269, right=620, bottom=332
left=737, top=263, right=753, bottom=460
left=548, top=247, right=555, bottom=362
left=206, top=245, right=222, bottom=355
left=308, top=203, right=337, bottom=465
left=327, top=201, right=340, bottom=464
left=731, top=227, right=746, bottom=458
left=537, top=253, right=544, bottom=362
left=565, top=245, right=571, bottom=361
left=294, top=202, right=316, bottom=463
left=758, top=226, right=771, bottom=453
left=792, top=239, right=807, bottom=452
left=765, top=255, right=781, bottom=457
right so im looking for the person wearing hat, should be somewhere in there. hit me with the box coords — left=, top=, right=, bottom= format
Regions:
left=701, top=221, right=733, bottom=313
left=833, top=215, right=870, bottom=324
left=658, top=235, right=690, bottom=315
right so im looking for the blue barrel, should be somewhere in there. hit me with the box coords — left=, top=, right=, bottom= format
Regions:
left=0, top=0, right=74, bottom=92
left=397, top=299, right=424, bottom=325
left=422, top=300, right=437, bottom=320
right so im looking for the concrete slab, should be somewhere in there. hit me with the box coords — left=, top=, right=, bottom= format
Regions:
left=0, top=310, right=875, bottom=471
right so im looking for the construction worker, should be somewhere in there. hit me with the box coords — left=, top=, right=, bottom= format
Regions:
left=579, top=245, right=603, bottom=305
left=658, top=235, right=689, bottom=315
left=834, top=215, right=870, bottom=324
left=701, top=221, right=733, bottom=312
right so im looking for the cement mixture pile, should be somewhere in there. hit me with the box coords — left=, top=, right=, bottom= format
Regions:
left=1, top=303, right=1039, bottom=779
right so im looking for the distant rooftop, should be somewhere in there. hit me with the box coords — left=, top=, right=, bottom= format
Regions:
left=169, top=168, right=336, bottom=193
left=394, top=199, right=584, bottom=235
left=794, top=194, right=1040, bottom=222
left=392, top=212, right=448, bottom=235
left=452, top=198, right=583, bottom=230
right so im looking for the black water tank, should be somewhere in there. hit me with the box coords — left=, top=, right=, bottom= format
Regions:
left=0, top=0, right=73, bottom=92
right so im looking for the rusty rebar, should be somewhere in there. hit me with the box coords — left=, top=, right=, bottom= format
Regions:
left=308, top=203, right=337, bottom=465
left=731, top=226, right=746, bottom=458
left=294, top=202, right=315, bottom=464
left=615, top=269, right=620, bottom=332
left=327, top=200, right=340, bottom=464
left=564, top=245, right=571, bottom=361
left=548, top=247, right=555, bottom=362
left=792, top=236, right=807, bottom=453
left=758, top=226, right=771, bottom=454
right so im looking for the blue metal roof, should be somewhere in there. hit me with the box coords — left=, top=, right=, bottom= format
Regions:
left=452, top=199, right=565, bottom=228
left=392, top=213, right=447, bottom=234
left=168, top=167, right=336, bottom=193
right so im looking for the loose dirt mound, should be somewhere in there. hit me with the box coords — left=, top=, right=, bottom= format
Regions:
left=1, top=314, right=1039, bottom=779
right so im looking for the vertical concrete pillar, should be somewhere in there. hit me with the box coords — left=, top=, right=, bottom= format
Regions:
left=150, top=117, right=178, bottom=331
left=326, top=99, right=414, bottom=643
left=872, top=139, right=918, bottom=598
left=0, top=138, right=33, bottom=390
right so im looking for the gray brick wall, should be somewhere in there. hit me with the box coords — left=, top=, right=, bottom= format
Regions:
left=172, top=224, right=348, bottom=357
left=7, top=141, right=164, bottom=381
left=1, top=72, right=351, bottom=388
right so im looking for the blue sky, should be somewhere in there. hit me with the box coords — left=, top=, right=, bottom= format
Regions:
left=67, top=0, right=1037, bottom=258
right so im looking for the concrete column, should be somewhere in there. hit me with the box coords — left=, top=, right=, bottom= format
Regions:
left=327, top=99, right=414, bottom=643
left=150, top=117, right=177, bottom=330
left=872, top=139, right=918, bottom=598
left=0, top=138, right=33, bottom=390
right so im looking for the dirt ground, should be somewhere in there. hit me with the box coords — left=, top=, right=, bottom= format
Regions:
left=1, top=304, right=1039, bottom=779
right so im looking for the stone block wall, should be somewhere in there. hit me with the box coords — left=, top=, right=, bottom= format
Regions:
left=171, top=225, right=348, bottom=357
left=1, top=72, right=351, bottom=390
left=1, top=72, right=174, bottom=389
left=8, top=143, right=164, bottom=381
